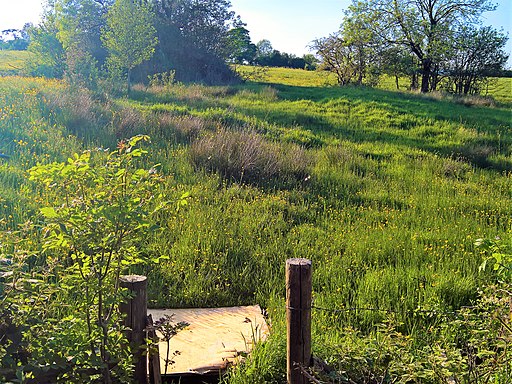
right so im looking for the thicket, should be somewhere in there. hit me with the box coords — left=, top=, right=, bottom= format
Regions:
left=23, top=0, right=243, bottom=89
left=0, top=71, right=511, bottom=382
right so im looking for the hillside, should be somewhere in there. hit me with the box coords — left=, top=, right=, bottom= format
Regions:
left=1, top=65, right=511, bottom=382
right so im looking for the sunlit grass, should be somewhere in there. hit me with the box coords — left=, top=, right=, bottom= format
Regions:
left=0, top=50, right=33, bottom=74
left=1, top=69, right=511, bottom=381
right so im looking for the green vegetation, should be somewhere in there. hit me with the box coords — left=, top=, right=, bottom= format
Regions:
left=1, top=64, right=511, bottom=382
left=314, top=0, right=509, bottom=95
left=0, top=50, right=33, bottom=74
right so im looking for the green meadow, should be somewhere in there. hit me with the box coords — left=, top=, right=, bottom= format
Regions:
left=1, top=60, right=511, bottom=381
left=0, top=50, right=33, bottom=75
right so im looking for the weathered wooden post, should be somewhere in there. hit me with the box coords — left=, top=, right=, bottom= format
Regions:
left=120, top=275, right=147, bottom=384
left=286, top=258, right=312, bottom=384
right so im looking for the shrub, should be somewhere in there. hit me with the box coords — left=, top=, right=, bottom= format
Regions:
left=457, top=143, right=495, bottom=168
left=110, top=105, right=145, bottom=140
left=189, top=129, right=311, bottom=186
left=439, top=158, right=472, bottom=178
left=0, top=136, right=187, bottom=383
left=43, top=86, right=103, bottom=140
left=65, top=48, right=100, bottom=91
left=155, top=113, right=209, bottom=143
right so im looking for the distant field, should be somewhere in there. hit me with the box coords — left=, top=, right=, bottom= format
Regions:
left=236, top=65, right=338, bottom=86
left=237, top=65, right=512, bottom=105
left=0, top=50, right=33, bottom=74
left=378, top=75, right=512, bottom=105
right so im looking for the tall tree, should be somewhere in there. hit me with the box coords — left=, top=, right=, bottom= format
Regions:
left=446, top=25, right=508, bottom=94
left=102, top=0, right=158, bottom=93
left=312, top=33, right=359, bottom=85
left=225, top=26, right=256, bottom=64
left=26, top=12, right=66, bottom=78
left=55, top=0, right=113, bottom=63
left=256, top=39, right=273, bottom=57
left=152, top=0, right=240, bottom=57
left=346, top=0, right=496, bottom=92
left=0, top=25, right=31, bottom=50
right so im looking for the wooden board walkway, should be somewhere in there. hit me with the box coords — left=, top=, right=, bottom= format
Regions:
left=148, top=305, right=269, bottom=376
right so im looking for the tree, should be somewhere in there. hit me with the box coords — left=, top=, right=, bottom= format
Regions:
left=102, top=0, right=158, bottom=93
left=256, top=39, right=273, bottom=57
left=0, top=26, right=31, bottom=50
left=303, top=54, right=318, bottom=71
left=128, top=0, right=241, bottom=84
left=312, top=33, right=360, bottom=85
left=446, top=25, right=509, bottom=94
left=380, top=46, right=418, bottom=89
left=54, top=0, right=112, bottom=62
left=152, top=0, right=240, bottom=57
left=26, top=15, right=66, bottom=78
left=225, top=26, right=256, bottom=64
left=345, top=0, right=497, bottom=92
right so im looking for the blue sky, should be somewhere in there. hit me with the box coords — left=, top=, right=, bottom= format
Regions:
left=1, top=0, right=511, bottom=66
left=230, top=0, right=511, bottom=65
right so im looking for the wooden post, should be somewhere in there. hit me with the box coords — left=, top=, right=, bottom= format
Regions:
left=120, top=275, right=147, bottom=384
left=286, top=258, right=312, bottom=384
left=146, top=314, right=162, bottom=384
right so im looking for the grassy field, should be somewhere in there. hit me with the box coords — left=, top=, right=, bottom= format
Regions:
left=1, top=63, right=511, bottom=381
left=237, top=64, right=512, bottom=105
left=0, top=50, right=33, bottom=75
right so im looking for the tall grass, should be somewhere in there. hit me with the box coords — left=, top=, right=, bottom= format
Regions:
left=0, top=67, right=511, bottom=381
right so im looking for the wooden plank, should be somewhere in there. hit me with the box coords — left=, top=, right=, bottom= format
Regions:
left=148, top=305, right=269, bottom=375
left=147, top=314, right=162, bottom=384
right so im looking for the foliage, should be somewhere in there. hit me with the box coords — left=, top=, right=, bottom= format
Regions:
left=0, top=26, right=31, bottom=51
left=150, top=315, right=189, bottom=375
left=25, top=14, right=66, bottom=78
left=444, top=25, right=509, bottom=95
left=102, top=0, right=158, bottom=93
left=312, top=33, right=367, bottom=86
left=225, top=27, right=257, bottom=65
left=152, top=0, right=240, bottom=57
left=54, top=0, right=111, bottom=59
left=148, top=70, right=177, bottom=90
left=64, top=48, right=100, bottom=90
left=0, top=133, right=181, bottom=382
left=325, top=0, right=504, bottom=93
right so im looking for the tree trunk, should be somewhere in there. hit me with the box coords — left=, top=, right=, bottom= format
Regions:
left=411, top=72, right=418, bottom=90
left=420, top=59, right=432, bottom=93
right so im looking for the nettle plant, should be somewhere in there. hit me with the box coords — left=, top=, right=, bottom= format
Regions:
left=1, top=135, right=184, bottom=382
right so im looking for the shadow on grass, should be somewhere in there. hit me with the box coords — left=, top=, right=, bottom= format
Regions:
left=128, top=83, right=511, bottom=172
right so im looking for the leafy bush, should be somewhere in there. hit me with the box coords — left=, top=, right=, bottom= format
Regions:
left=0, top=136, right=184, bottom=382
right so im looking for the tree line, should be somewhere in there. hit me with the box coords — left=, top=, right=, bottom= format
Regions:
left=1, top=0, right=317, bottom=91
left=312, top=0, right=510, bottom=94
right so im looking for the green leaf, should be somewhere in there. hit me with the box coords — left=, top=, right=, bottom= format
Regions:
left=40, top=207, right=59, bottom=218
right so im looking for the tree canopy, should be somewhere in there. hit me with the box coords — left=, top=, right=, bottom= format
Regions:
left=102, top=0, right=158, bottom=92
left=315, top=0, right=509, bottom=93
left=27, top=0, right=250, bottom=85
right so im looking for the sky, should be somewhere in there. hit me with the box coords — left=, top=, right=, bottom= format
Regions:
left=1, top=0, right=511, bottom=65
